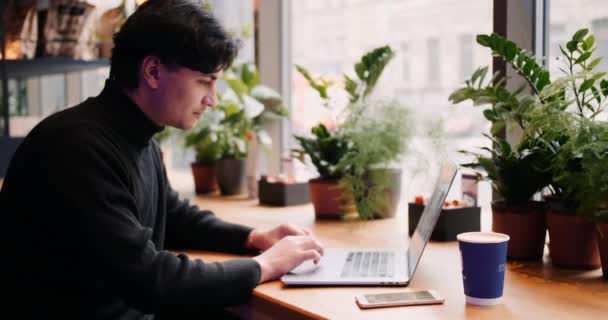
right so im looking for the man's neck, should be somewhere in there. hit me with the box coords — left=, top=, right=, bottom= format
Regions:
left=123, top=87, right=163, bottom=127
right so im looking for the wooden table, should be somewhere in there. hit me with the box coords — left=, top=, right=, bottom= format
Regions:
left=186, top=194, right=607, bottom=320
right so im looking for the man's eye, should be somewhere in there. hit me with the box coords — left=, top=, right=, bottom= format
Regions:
left=198, top=79, right=211, bottom=85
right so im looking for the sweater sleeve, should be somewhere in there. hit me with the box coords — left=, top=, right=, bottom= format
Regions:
left=42, top=129, right=260, bottom=313
left=163, top=182, right=255, bottom=254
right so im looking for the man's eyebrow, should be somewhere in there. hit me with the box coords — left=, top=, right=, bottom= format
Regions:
left=201, top=74, right=218, bottom=81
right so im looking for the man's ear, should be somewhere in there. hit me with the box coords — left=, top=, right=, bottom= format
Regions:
left=141, top=55, right=162, bottom=89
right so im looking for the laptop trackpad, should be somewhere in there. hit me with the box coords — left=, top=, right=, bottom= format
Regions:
left=288, top=259, right=320, bottom=275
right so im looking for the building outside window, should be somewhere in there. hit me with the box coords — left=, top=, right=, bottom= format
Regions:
left=291, top=0, right=493, bottom=219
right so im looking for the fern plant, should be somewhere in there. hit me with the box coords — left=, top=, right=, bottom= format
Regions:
left=293, top=45, right=413, bottom=220
left=338, top=99, right=413, bottom=219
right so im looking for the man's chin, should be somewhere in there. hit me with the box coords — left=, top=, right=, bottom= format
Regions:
left=182, top=120, right=198, bottom=130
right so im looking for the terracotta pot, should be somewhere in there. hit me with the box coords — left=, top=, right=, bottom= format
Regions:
left=546, top=203, right=600, bottom=269
left=308, top=178, right=349, bottom=219
left=191, top=162, right=217, bottom=194
left=596, top=222, right=608, bottom=279
left=492, top=201, right=546, bottom=260
left=216, top=158, right=246, bottom=196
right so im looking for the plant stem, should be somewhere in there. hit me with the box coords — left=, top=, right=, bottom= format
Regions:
left=569, top=51, right=584, bottom=117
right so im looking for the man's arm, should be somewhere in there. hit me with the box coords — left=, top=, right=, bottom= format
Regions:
left=43, top=130, right=260, bottom=313
left=163, top=183, right=255, bottom=254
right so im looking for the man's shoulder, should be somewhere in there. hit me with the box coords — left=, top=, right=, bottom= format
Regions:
left=28, top=98, right=110, bottom=143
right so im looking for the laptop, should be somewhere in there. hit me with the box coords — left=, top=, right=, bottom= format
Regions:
left=281, top=159, right=458, bottom=286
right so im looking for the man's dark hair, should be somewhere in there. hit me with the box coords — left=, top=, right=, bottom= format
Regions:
left=110, top=0, right=240, bottom=89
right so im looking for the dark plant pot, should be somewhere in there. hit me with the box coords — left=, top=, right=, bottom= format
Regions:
left=258, top=176, right=310, bottom=206
left=216, top=158, right=246, bottom=196
left=596, top=222, right=608, bottom=279
left=308, top=178, right=349, bottom=219
left=408, top=203, right=481, bottom=241
left=492, top=200, right=546, bottom=261
left=191, top=162, right=217, bottom=194
left=546, top=202, right=600, bottom=269
left=362, top=168, right=402, bottom=219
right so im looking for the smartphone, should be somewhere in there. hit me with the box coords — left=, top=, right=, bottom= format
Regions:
left=355, top=290, right=444, bottom=309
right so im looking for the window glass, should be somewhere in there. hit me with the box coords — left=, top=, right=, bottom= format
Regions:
left=548, top=0, right=608, bottom=119
left=291, top=0, right=493, bottom=216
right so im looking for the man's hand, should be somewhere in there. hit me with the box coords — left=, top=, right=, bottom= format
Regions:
left=246, top=223, right=314, bottom=251
left=252, top=235, right=325, bottom=283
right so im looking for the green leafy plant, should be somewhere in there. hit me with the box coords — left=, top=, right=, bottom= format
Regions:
left=292, top=124, right=350, bottom=179
left=448, top=66, right=535, bottom=135
left=449, top=65, right=551, bottom=204
left=184, top=96, right=250, bottom=162
left=293, top=45, right=413, bottom=219
left=338, top=98, right=413, bottom=219
left=458, top=28, right=608, bottom=215
left=459, top=134, right=552, bottom=204
left=183, top=62, right=287, bottom=163
left=476, top=33, right=551, bottom=96
left=224, top=62, right=288, bottom=150
left=552, top=117, right=608, bottom=219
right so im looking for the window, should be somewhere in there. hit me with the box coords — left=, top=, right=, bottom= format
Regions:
left=401, top=43, right=410, bottom=82
left=290, top=0, right=493, bottom=211
left=548, top=0, right=608, bottom=119
left=548, top=0, right=608, bottom=75
left=548, top=24, right=566, bottom=76
left=459, top=34, right=474, bottom=82
left=592, top=18, right=608, bottom=72
left=427, top=37, right=441, bottom=85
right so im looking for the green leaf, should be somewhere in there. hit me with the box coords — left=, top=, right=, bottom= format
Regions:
left=344, top=75, right=359, bottom=102
left=580, top=78, right=595, bottom=92
left=600, top=79, right=608, bottom=96
left=590, top=86, right=602, bottom=104
left=476, top=34, right=491, bottom=47
left=536, top=71, right=550, bottom=91
left=583, top=34, right=595, bottom=50
left=587, top=57, right=603, bottom=71
left=566, top=40, right=578, bottom=52
left=240, top=63, right=260, bottom=89
left=575, top=51, right=592, bottom=65
left=483, top=109, right=497, bottom=121
left=490, top=120, right=506, bottom=135
left=498, top=139, right=512, bottom=155
left=559, top=45, right=570, bottom=58
left=592, top=72, right=607, bottom=81
left=224, top=78, right=249, bottom=101
left=504, top=41, right=518, bottom=61
left=522, top=60, right=533, bottom=76
left=572, top=28, right=589, bottom=42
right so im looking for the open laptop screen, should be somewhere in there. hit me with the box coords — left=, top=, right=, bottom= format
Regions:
left=407, top=159, right=458, bottom=277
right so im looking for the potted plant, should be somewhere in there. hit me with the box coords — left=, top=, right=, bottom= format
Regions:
left=223, top=62, right=288, bottom=198
left=212, top=98, right=252, bottom=196
left=183, top=62, right=286, bottom=196
left=449, top=65, right=552, bottom=260
left=292, top=123, right=352, bottom=218
left=293, top=45, right=413, bottom=220
left=473, top=29, right=608, bottom=268
left=554, top=117, right=608, bottom=276
left=183, top=102, right=227, bottom=194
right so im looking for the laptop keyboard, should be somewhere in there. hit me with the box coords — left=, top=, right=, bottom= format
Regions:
left=340, top=251, right=395, bottom=278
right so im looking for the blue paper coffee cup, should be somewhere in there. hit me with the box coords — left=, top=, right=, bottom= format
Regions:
left=457, top=232, right=510, bottom=306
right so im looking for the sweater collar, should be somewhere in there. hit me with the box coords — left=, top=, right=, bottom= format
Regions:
left=97, top=79, right=164, bottom=148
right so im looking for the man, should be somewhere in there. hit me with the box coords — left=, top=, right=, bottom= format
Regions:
left=0, top=1, right=324, bottom=318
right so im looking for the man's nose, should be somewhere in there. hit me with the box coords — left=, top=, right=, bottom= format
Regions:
left=203, top=95, right=217, bottom=107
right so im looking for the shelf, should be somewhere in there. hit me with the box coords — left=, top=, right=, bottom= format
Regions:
left=1, top=57, right=110, bottom=79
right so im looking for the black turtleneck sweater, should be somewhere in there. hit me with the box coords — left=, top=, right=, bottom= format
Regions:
left=0, top=80, right=261, bottom=319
